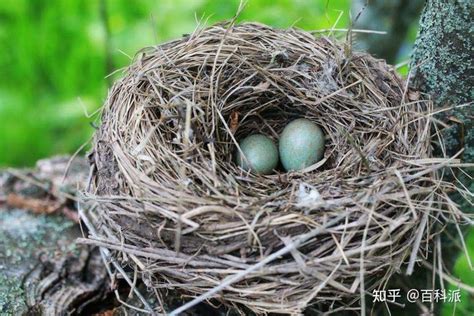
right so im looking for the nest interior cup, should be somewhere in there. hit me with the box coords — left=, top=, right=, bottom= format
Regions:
left=86, top=22, right=459, bottom=314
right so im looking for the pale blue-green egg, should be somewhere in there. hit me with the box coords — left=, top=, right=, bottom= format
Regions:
left=279, top=118, right=325, bottom=171
left=235, top=134, right=279, bottom=175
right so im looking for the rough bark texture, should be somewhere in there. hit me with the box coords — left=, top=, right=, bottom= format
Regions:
left=0, top=209, right=78, bottom=314
left=352, top=0, right=424, bottom=63
left=0, top=157, right=114, bottom=315
left=410, top=0, right=473, bottom=162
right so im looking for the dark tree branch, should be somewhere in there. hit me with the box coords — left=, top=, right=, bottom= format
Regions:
left=352, top=0, right=424, bottom=63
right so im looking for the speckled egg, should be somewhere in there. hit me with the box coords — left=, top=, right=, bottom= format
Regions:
left=235, top=134, right=279, bottom=175
left=279, top=118, right=325, bottom=171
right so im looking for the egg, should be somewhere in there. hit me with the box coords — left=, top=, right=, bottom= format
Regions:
left=279, top=118, right=325, bottom=171
left=235, top=134, right=279, bottom=174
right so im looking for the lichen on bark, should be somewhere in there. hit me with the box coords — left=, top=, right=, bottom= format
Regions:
left=410, top=0, right=473, bottom=162
left=0, top=209, right=77, bottom=314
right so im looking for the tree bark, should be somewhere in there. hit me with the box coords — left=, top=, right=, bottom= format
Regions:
left=0, top=157, right=113, bottom=315
left=410, top=0, right=473, bottom=162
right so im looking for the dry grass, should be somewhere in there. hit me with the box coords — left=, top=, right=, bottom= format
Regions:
left=80, top=22, right=472, bottom=315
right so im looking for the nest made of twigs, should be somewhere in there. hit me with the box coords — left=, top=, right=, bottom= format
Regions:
left=83, top=22, right=470, bottom=315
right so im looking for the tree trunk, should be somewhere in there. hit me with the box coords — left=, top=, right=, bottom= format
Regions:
left=410, top=0, right=473, bottom=162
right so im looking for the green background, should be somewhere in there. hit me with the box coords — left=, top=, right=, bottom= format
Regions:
left=0, top=0, right=352, bottom=167
left=0, top=0, right=471, bottom=314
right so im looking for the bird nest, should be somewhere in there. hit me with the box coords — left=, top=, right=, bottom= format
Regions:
left=83, top=22, right=469, bottom=314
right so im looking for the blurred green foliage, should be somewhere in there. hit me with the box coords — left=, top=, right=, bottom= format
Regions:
left=442, top=231, right=474, bottom=315
left=0, top=0, right=349, bottom=166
